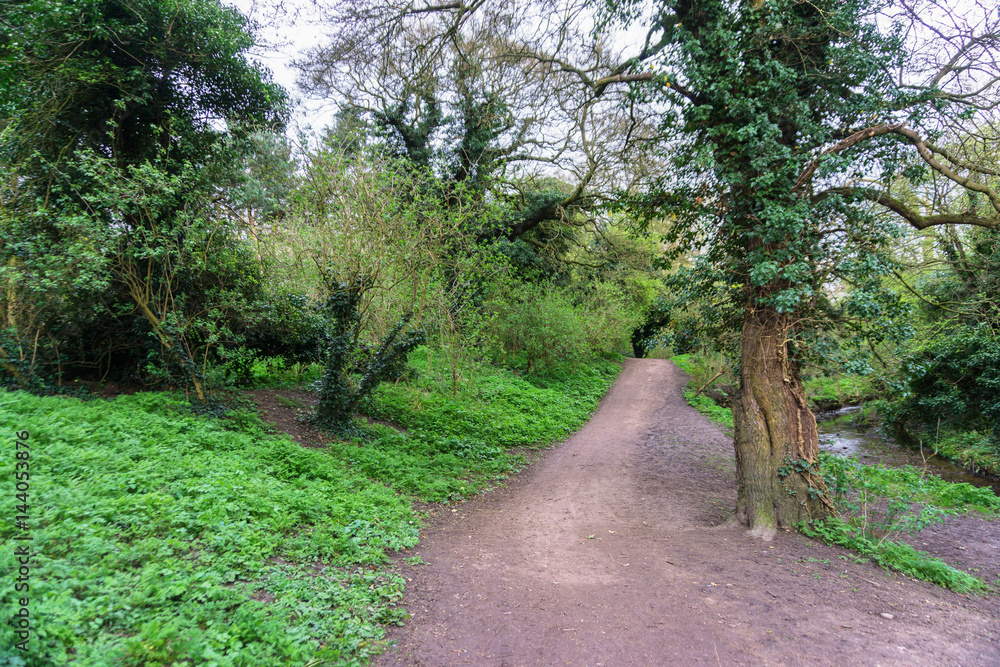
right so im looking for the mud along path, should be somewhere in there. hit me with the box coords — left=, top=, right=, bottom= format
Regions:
left=375, top=359, right=1000, bottom=666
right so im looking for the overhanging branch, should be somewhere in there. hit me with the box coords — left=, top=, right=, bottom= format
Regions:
left=793, top=124, right=903, bottom=192
left=890, top=126, right=1000, bottom=214
left=814, top=187, right=1000, bottom=230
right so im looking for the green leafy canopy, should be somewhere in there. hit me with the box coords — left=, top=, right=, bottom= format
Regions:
left=602, top=0, right=924, bottom=360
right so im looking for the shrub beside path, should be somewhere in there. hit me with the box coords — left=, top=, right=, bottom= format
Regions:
left=376, top=359, right=1000, bottom=666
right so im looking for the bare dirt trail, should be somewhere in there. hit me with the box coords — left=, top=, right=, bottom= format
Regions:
left=375, top=359, right=1000, bottom=666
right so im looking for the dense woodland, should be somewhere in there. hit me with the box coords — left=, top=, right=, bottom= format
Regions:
left=1, top=0, right=999, bottom=663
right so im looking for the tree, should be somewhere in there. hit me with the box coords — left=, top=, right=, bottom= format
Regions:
left=1, top=0, right=286, bottom=171
left=294, top=0, right=664, bottom=247
left=311, top=275, right=425, bottom=435
left=290, top=0, right=1000, bottom=536
left=0, top=0, right=288, bottom=392
left=599, top=0, right=1000, bottom=537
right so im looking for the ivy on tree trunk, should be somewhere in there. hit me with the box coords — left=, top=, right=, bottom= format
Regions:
left=312, top=276, right=425, bottom=435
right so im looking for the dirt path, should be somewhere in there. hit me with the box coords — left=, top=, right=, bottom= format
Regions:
left=374, top=359, right=1000, bottom=666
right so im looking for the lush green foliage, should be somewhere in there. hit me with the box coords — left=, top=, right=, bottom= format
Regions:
left=2, top=0, right=285, bottom=165
left=351, top=348, right=623, bottom=501
left=669, top=354, right=734, bottom=431
left=0, top=390, right=415, bottom=666
left=886, top=325, right=1000, bottom=440
left=803, top=374, right=880, bottom=412
left=0, top=351, right=621, bottom=663
left=490, top=281, right=639, bottom=372
left=821, top=453, right=1000, bottom=520
left=879, top=225, right=1000, bottom=474
left=0, top=0, right=288, bottom=394
left=808, top=452, right=1000, bottom=591
left=605, top=0, right=915, bottom=355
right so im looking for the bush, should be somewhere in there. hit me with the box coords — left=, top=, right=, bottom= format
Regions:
left=311, top=277, right=425, bottom=434
left=241, top=292, right=326, bottom=367
left=884, top=324, right=1000, bottom=447
left=491, top=281, right=636, bottom=372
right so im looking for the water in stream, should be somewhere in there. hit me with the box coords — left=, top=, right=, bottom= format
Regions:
left=817, top=406, right=1000, bottom=494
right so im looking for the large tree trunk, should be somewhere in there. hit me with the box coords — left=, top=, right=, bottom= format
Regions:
left=732, top=305, right=831, bottom=539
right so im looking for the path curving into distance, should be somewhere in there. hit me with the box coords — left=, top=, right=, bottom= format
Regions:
left=376, top=359, right=1000, bottom=666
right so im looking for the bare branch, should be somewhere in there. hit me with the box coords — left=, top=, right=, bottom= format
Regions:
left=891, top=126, right=1000, bottom=214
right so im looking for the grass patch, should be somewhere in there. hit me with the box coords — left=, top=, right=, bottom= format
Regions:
left=800, top=518, right=987, bottom=593
left=681, top=389, right=734, bottom=431
left=803, top=373, right=879, bottom=411
left=0, top=349, right=621, bottom=664
left=669, top=353, right=734, bottom=431
left=809, top=452, right=1000, bottom=593
left=349, top=348, right=623, bottom=502
left=923, top=430, right=1000, bottom=479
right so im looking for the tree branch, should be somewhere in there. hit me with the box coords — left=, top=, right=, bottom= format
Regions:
left=891, top=126, right=1000, bottom=214
left=815, top=187, right=1000, bottom=230
left=793, top=124, right=903, bottom=192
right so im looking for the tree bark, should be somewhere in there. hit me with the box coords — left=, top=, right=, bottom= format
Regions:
left=732, top=305, right=829, bottom=539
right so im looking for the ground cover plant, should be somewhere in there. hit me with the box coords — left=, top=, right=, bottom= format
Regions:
left=669, top=354, right=734, bottom=431
left=0, top=390, right=417, bottom=666
left=803, top=374, right=880, bottom=412
left=0, top=348, right=621, bottom=665
left=806, top=453, right=1000, bottom=593
left=344, top=348, right=623, bottom=502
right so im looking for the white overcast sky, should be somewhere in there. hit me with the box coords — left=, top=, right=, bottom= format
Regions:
left=222, top=0, right=653, bottom=137
left=223, top=0, right=340, bottom=134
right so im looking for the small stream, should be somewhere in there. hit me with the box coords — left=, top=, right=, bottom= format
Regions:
left=817, top=407, right=1000, bottom=494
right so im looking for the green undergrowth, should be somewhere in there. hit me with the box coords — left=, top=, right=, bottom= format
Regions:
left=669, top=351, right=882, bottom=423
left=809, top=453, right=1000, bottom=593
left=0, top=390, right=417, bottom=666
left=914, top=430, right=1000, bottom=480
left=0, top=350, right=622, bottom=665
left=803, top=373, right=879, bottom=411
left=669, top=354, right=734, bottom=431
left=800, top=518, right=987, bottom=593
left=350, top=348, right=623, bottom=502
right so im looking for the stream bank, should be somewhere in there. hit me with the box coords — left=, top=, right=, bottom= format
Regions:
left=817, top=407, right=1000, bottom=494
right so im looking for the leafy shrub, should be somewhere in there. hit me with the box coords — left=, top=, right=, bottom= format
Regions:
left=884, top=324, right=1000, bottom=447
left=311, top=277, right=425, bottom=434
left=240, top=292, right=326, bottom=367
left=491, top=281, right=636, bottom=372
left=491, top=282, right=580, bottom=371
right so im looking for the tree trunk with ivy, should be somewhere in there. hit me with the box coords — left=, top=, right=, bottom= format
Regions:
left=732, top=304, right=829, bottom=539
